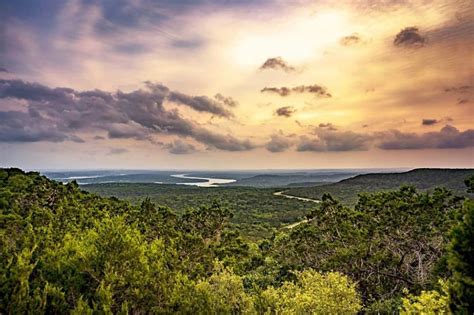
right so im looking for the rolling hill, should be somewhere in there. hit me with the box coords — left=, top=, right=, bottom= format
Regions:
left=286, top=168, right=474, bottom=204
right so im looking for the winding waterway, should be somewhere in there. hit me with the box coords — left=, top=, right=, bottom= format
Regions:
left=170, top=174, right=237, bottom=187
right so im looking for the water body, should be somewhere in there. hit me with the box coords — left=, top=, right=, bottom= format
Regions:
left=171, top=174, right=236, bottom=187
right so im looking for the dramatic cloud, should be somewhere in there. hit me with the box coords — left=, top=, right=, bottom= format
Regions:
left=259, top=57, right=296, bottom=72
left=377, top=125, right=474, bottom=149
left=318, top=123, right=337, bottom=131
left=0, top=79, right=254, bottom=151
left=138, top=82, right=234, bottom=118
left=394, top=27, right=426, bottom=47
left=261, top=87, right=291, bottom=97
left=108, top=148, right=128, bottom=155
left=422, top=119, right=438, bottom=126
left=297, top=129, right=372, bottom=152
left=167, top=91, right=233, bottom=118
left=275, top=106, right=296, bottom=117
left=265, top=134, right=292, bottom=153
left=106, top=123, right=151, bottom=141
left=193, top=131, right=255, bottom=151
left=165, top=140, right=196, bottom=154
left=0, top=111, right=76, bottom=143
left=214, top=93, right=238, bottom=107
left=261, top=84, right=331, bottom=97
left=340, top=33, right=361, bottom=46
left=296, top=125, right=474, bottom=152
left=0, top=68, right=8, bottom=73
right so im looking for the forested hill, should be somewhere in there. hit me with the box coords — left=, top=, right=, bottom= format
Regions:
left=287, top=168, right=474, bottom=204
left=1, top=168, right=473, bottom=314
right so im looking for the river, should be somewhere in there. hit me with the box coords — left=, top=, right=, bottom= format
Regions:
left=170, top=174, right=237, bottom=187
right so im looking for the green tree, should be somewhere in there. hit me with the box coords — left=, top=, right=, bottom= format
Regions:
left=192, top=263, right=255, bottom=314
left=260, top=269, right=361, bottom=314
left=447, top=198, right=474, bottom=313
left=400, top=280, right=450, bottom=314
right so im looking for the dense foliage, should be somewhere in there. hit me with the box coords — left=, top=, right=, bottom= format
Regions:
left=82, top=183, right=315, bottom=240
left=1, top=168, right=473, bottom=313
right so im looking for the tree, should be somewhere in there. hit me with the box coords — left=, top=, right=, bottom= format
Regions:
left=260, top=269, right=361, bottom=314
left=192, top=263, right=255, bottom=314
left=447, top=198, right=474, bottom=313
left=400, top=280, right=450, bottom=314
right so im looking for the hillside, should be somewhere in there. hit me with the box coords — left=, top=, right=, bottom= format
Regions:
left=287, top=168, right=474, bottom=204
left=222, top=172, right=356, bottom=187
left=1, top=168, right=473, bottom=313
left=82, top=183, right=315, bottom=239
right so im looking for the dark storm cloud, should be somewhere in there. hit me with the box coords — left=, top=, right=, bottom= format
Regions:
left=297, top=125, right=474, bottom=152
left=297, top=129, right=372, bottom=152
left=165, top=140, right=196, bottom=154
left=275, top=106, right=295, bottom=117
left=167, top=91, right=233, bottom=118
left=265, top=134, right=292, bottom=153
left=0, top=80, right=75, bottom=103
left=107, top=123, right=151, bottom=140
left=340, top=34, right=361, bottom=46
left=0, top=68, right=8, bottom=73
left=422, top=119, right=438, bottom=126
left=193, top=130, right=255, bottom=151
left=377, top=125, right=474, bottom=149
left=108, top=148, right=128, bottom=155
left=261, top=84, right=331, bottom=97
left=259, top=57, right=296, bottom=72
left=393, top=27, right=426, bottom=47
left=0, top=111, right=70, bottom=143
left=0, top=79, right=255, bottom=151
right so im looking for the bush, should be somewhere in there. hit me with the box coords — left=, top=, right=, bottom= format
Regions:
left=400, top=280, right=450, bottom=314
left=260, top=270, right=361, bottom=314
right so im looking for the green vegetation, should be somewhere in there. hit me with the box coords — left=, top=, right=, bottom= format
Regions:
left=1, top=168, right=473, bottom=313
left=82, top=183, right=315, bottom=240
left=400, top=280, right=450, bottom=314
left=222, top=172, right=356, bottom=187
left=287, top=168, right=474, bottom=205
left=446, top=188, right=474, bottom=313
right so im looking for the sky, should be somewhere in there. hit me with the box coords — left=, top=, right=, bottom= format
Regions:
left=0, top=0, right=473, bottom=170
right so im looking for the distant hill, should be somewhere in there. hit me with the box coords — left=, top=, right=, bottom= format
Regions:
left=286, top=168, right=474, bottom=205
left=224, top=172, right=358, bottom=187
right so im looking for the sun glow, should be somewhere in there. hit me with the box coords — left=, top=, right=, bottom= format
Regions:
left=229, top=10, right=349, bottom=67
